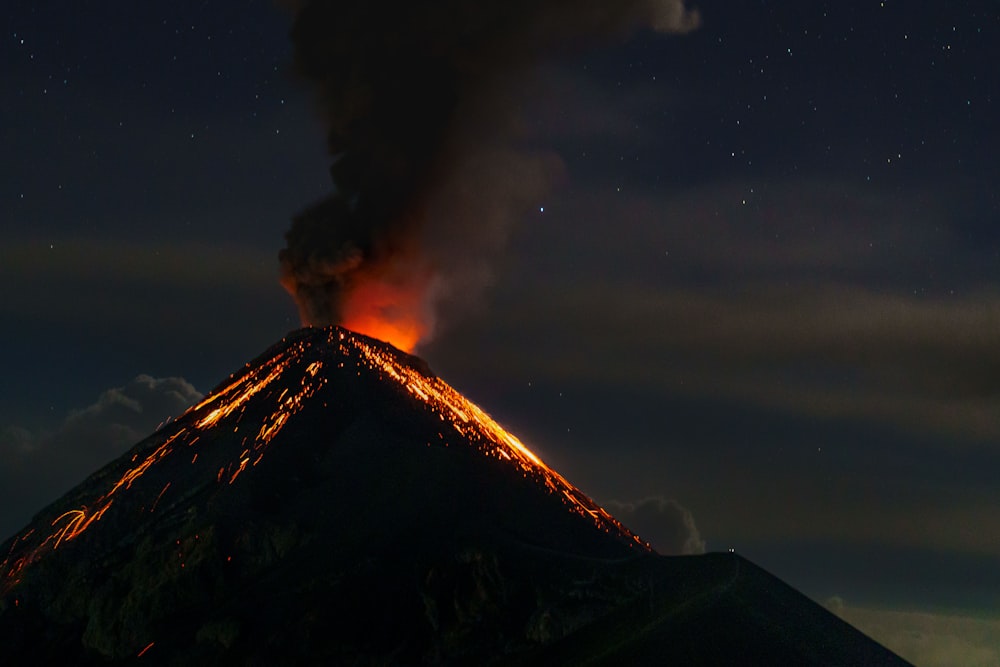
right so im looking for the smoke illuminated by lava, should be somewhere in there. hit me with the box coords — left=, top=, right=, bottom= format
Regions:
left=338, top=270, right=432, bottom=354
left=279, top=0, right=699, bottom=351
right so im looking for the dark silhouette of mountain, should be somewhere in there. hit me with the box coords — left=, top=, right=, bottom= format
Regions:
left=0, top=327, right=911, bottom=665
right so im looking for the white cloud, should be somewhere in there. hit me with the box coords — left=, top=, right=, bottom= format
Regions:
left=59, top=375, right=202, bottom=449
left=605, top=496, right=705, bottom=555
left=0, top=375, right=201, bottom=541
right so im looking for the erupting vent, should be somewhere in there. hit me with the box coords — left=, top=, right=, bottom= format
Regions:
left=2, top=327, right=646, bottom=594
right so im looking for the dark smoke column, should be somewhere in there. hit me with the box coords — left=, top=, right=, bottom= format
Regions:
left=279, top=0, right=700, bottom=351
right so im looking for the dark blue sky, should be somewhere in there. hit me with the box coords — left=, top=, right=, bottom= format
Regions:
left=3, top=1, right=999, bottom=660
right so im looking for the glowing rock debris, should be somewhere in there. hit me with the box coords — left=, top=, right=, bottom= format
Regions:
left=1, top=327, right=647, bottom=593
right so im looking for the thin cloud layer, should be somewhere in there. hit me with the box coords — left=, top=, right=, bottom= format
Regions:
left=430, top=176, right=1000, bottom=445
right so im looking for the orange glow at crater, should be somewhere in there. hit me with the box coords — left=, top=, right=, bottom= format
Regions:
left=339, top=276, right=430, bottom=353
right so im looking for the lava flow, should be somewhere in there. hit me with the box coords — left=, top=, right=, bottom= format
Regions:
left=1, top=327, right=647, bottom=594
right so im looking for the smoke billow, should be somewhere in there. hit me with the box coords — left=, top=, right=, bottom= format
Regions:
left=279, top=0, right=700, bottom=349
left=605, top=497, right=705, bottom=555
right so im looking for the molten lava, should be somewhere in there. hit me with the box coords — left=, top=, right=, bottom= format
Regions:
left=1, top=327, right=647, bottom=594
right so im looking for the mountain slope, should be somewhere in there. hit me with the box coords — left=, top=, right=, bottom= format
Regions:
left=504, top=553, right=910, bottom=666
left=0, top=326, right=910, bottom=665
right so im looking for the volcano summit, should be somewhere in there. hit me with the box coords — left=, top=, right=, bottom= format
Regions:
left=0, top=327, right=908, bottom=665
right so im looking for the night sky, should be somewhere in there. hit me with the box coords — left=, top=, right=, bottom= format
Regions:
left=3, top=2, right=999, bottom=663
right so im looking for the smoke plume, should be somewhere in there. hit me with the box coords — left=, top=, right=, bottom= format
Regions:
left=605, top=497, right=705, bottom=555
left=279, top=0, right=700, bottom=350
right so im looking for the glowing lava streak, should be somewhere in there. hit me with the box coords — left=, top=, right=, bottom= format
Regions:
left=0, top=338, right=323, bottom=591
left=346, top=332, right=645, bottom=547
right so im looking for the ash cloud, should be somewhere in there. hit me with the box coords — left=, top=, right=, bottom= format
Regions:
left=279, top=0, right=699, bottom=344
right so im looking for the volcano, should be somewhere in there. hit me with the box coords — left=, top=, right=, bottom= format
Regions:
left=0, top=327, right=909, bottom=665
